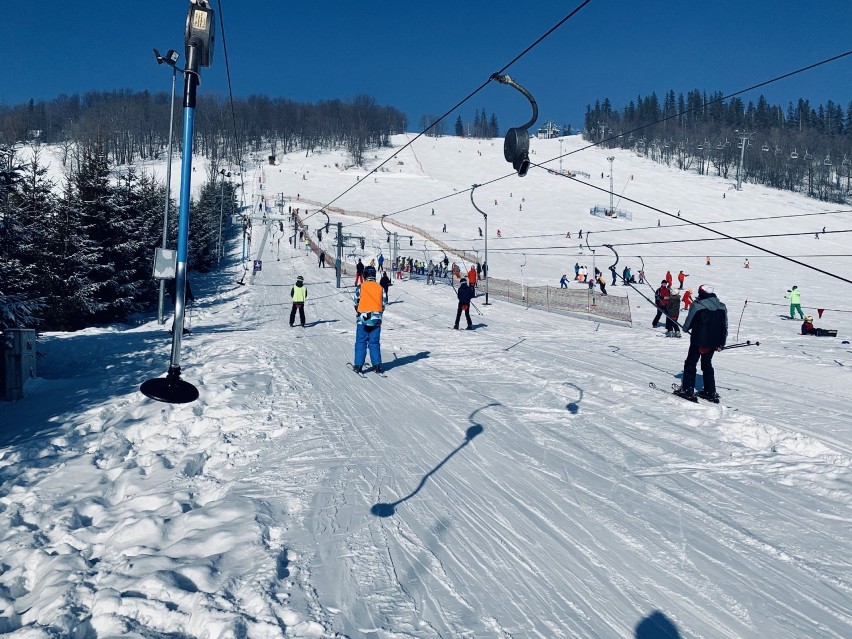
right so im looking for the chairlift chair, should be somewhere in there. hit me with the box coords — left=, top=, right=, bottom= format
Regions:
left=805, top=150, right=812, bottom=160
left=762, top=143, right=770, bottom=152
left=824, top=155, right=832, bottom=166
left=791, top=148, right=798, bottom=159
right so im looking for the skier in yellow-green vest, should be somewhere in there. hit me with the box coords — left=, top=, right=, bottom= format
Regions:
left=290, top=275, right=307, bottom=327
left=785, top=285, right=804, bottom=319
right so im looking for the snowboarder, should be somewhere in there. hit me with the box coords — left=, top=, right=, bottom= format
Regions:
left=351, top=265, right=387, bottom=374
left=785, top=286, right=804, bottom=319
left=674, top=285, right=728, bottom=402
left=454, top=276, right=476, bottom=330
left=355, top=259, right=364, bottom=285
left=289, top=276, right=307, bottom=327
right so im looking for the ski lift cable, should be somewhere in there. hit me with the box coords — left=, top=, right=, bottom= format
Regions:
left=483, top=229, right=852, bottom=252
left=301, top=0, right=595, bottom=227
left=338, top=48, right=852, bottom=235
left=543, top=167, right=852, bottom=285
left=216, top=0, right=248, bottom=215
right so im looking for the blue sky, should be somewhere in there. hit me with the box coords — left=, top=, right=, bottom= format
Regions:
left=3, top=1, right=850, bottom=133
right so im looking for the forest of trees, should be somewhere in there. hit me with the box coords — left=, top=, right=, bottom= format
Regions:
left=584, top=90, right=852, bottom=202
left=0, top=91, right=406, bottom=169
left=0, top=90, right=405, bottom=331
left=0, top=143, right=236, bottom=330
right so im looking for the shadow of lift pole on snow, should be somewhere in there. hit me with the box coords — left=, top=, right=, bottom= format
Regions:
left=371, top=404, right=497, bottom=517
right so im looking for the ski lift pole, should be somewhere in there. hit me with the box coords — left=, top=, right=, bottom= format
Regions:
left=470, top=184, right=489, bottom=304
left=141, top=0, right=215, bottom=404
left=586, top=232, right=596, bottom=311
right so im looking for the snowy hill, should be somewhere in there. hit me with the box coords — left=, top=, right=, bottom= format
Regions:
left=1, top=134, right=851, bottom=638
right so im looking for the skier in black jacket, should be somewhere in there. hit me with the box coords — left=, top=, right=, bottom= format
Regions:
left=675, top=284, right=727, bottom=402
left=454, top=277, right=476, bottom=330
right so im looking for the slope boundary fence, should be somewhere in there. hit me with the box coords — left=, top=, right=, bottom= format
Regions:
left=291, top=199, right=632, bottom=326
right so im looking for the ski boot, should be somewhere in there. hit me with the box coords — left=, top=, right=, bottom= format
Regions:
left=673, top=385, right=697, bottom=401
left=697, top=390, right=720, bottom=403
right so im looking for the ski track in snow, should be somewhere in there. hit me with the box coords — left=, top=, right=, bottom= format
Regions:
left=2, top=135, right=851, bottom=638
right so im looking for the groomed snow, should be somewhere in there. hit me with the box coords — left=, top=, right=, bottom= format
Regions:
left=1, top=134, right=850, bottom=638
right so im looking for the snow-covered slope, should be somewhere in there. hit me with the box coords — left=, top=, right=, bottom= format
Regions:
left=1, top=135, right=850, bottom=638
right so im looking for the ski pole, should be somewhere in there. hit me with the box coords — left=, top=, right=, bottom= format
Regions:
left=735, top=300, right=748, bottom=342
left=187, top=302, right=193, bottom=332
left=470, top=300, right=483, bottom=316
left=723, top=340, right=759, bottom=350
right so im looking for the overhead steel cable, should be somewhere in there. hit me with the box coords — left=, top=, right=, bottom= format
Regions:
left=332, top=48, right=852, bottom=235
left=542, top=166, right=852, bottom=286
left=301, top=0, right=595, bottom=226
left=216, top=0, right=247, bottom=207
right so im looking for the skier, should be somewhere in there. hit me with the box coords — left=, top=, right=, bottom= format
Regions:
left=665, top=270, right=673, bottom=288
left=677, top=270, right=688, bottom=290
left=596, top=273, right=608, bottom=295
left=560, top=274, right=569, bottom=289
left=355, top=259, right=364, bottom=285
left=610, top=265, right=617, bottom=286
left=574, top=262, right=580, bottom=280
left=801, top=315, right=837, bottom=337
left=426, top=263, right=436, bottom=285
left=454, top=276, right=476, bottom=330
left=289, top=276, right=307, bottom=327
left=378, top=253, right=384, bottom=271
left=497, top=230, right=502, bottom=238
left=674, top=285, right=728, bottom=402
left=351, top=265, right=387, bottom=374
left=705, top=256, right=711, bottom=266
left=785, top=286, right=804, bottom=319
left=743, top=258, right=750, bottom=269
left=318, top=250, right=326, bottom=268
left=468, top=266, right=477, bottom=290
left=478, top=227, right=483, bottom=237
left=682, top=289, right=693, bottom=311
left=652, top=280, right=670, bottom=328
left=380, top=269, right=392, bottom=295
left=442, top=223, right=447, bottom=233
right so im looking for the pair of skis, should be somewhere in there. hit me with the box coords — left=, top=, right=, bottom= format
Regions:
left=649, top=382, right=728, bottom=406
left=346, top=363, right=387, bottom=378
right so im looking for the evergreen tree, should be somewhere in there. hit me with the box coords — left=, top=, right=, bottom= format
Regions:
left=455, top=115, right=464, bottom=137
left=489, top=113, right=499, bottom=138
